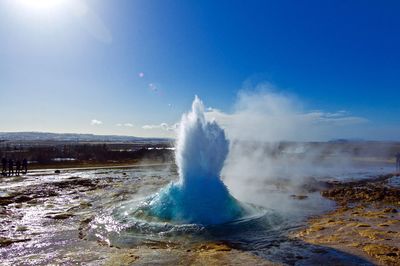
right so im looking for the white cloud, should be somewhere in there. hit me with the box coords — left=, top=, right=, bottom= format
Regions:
left=116, top=123, right=133, bottom=127
left=142, top=122, right=179, bottom=131
left=90, top=119, right=103, bottom=126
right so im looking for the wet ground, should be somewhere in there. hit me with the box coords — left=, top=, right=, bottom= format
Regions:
left=0, top=164, right=398, bottom=265
left=295, top=174, right=400, bottom=266
left=0, top=164, right=175, bottom=265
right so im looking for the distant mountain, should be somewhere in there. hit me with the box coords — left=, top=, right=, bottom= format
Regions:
left=0, top=132, right=171, bottom=143
left=328, top=138, right=366, bottom=143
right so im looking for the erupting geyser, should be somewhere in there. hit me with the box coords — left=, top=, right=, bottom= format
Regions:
left=137, top=96, right=246, bottom=225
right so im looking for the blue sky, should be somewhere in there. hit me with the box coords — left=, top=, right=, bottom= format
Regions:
left=1, top=0, right=400, bottom=140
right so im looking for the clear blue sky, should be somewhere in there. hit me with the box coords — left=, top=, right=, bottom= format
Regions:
left=1, top=0, right=399, bottom=139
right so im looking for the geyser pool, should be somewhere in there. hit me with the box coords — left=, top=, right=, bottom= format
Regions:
left=133, top=96, right=248, bottom=225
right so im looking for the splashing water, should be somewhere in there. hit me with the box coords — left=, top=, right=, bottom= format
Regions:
left=136, top=96, right=247, bottom=225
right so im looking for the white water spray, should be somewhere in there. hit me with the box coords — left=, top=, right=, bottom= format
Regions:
left=140, top=96, right=246, bottom=224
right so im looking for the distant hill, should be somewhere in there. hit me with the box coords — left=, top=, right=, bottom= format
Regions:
left=328, top=138, right=366, bottom=143
left=0, top=132, right=171, bottom=143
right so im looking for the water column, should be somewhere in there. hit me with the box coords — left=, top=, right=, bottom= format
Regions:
left=143, top=96, right=245, bottom=225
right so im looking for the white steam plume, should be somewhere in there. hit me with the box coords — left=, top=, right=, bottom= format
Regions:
left=201, top=84, right=375, bottom=212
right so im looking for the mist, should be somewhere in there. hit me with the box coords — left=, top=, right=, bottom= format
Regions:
left=202, top=85, right=394, bottom=213
left=206, top=84, right=368, bottom=142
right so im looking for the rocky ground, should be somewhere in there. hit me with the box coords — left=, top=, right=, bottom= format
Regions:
left=294, top=174, right=400, bottom=266
left=1, top=167, right=399, bottom=265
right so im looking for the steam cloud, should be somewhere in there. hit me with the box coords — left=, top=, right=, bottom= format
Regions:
left=205, top=88, right=368, bottom=142
left=199, top=85, right=373, bottom=211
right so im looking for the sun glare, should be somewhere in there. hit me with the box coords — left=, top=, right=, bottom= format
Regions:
left=16, top=0, right=66, bottom=11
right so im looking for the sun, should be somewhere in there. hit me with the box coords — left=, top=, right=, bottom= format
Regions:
left=16, top=0, right=66, bottom=11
